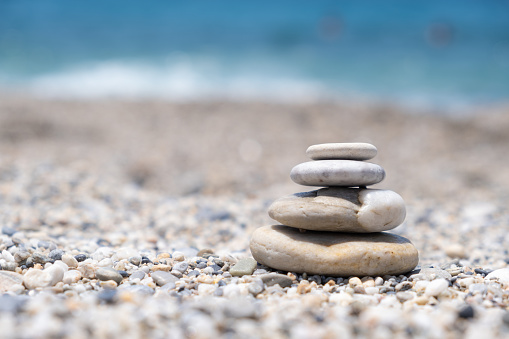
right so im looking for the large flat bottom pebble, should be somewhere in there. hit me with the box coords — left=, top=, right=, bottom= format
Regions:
left=250, top=225, right=419, bottom=277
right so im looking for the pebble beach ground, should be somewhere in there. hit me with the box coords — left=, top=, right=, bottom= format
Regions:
left=1, top=95, right=509, bottom=338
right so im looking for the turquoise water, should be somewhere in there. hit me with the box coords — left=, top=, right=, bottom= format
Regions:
left=1, top=0, right=508, bottom=108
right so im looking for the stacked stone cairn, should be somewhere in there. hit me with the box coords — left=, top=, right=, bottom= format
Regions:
left=250, top=143, right=419, bottom=277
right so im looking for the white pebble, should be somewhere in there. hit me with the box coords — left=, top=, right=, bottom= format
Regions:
left=63, top=270, right=82, bottom=284
left=61, top=254, right=78, bottom=268
left=197, top=284, right=216, bottom=295
left=97, top=258, right=114, bottom=267
left=1, top=250, right=14, bottom=262
left=425, top=279, right=449, bottom=297
left=23, top=269, right=52, bottom=289
left=365, top=287, right=379, bottom=295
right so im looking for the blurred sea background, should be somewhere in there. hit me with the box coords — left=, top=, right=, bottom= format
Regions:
left=1, top=0, right=508, bottom=114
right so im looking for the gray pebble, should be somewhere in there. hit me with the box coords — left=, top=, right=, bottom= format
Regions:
left=0, top=295, right=27, bottom=313
left=469, top=283, right=488, bottom=295
left=188, top=270, right=199, bottom=277
left=411, top=267, right=452, bottom=281
left=2, top=262, right=17, bottom=271
left=129, top=256, right=142, bottom=266
left=98, top=289, right=117, bottom=303
left=48, top=249, right=63, bottom=261
left=32, top=252, right=50, bottom=264
left=253, top=269, right=268, bottom=275
left=196, top=262, right=207, bottom=269
left=173, top=262, right=189, bottom=273
left=229, top=258, right=257, bottom=276
left=2, top=227, right=16, bottom=236
left=129, top=270, right=145, bottom=281
left=260, top=273, right=293, bottom=288
left=170, top=270, right=183, bottom=278
left=14, top=251, right=30, bottom=263
left=96, top=268, right=123, bottom=284
left=248, top=278, right=264, bottom=296
left=160, top=282, right=176, bottom=292
left=151, top=271, right=178, bottom=286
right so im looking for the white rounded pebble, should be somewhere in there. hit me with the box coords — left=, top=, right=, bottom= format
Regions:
left=112, top=247, right=139, bottom=261
left=425, top=278, right=449, bottom=297
left=306, top=143, right=377, bottom=161
left=61, top=254, right=78, bottom=268
left=2, top=250, right=14, bottom=262
left=486, top=268, right=509, bottom=283
left=290, top=160, right=385, bottom=187
left=23, top=269, right=52, bottom=289
left=365, top=287, right=379, bottom=295
left=52, top=260, right=69, bottom=272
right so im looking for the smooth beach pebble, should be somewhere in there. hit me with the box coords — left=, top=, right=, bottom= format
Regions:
left=306, top=143, right=377, bottom=161
left=250, top=225, right=418, bottom=277
left=290, top=160, right=385, bottom=187
left=268, top=187, right=406, bottom=232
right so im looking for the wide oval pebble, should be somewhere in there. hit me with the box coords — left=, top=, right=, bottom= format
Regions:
left=290, top=160, right=385, bottom=187
left=250, top=225, right=419, bottom=277
left=306, top=143, right=377, bottom=161
left=268, top=188, right=405, bottom=232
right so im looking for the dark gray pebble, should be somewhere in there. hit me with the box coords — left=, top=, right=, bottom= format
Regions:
left=48, top=249, right=63, bottom=261
left=458, top=305, right=475, bottom=319
left=75, top=254, right=87, bottom=262
left=98, top=289, right=117, bottom=304
left=209, top=264, right=221, bottom=272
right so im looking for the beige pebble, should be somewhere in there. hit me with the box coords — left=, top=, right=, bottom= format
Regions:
left=151, top=265, right=172, bottom=272
left=268, top=188, right=406, bottom=232
left=444, top=244, right=467, bottom=259
left=61, top=254, right=78, bottom=268
left=306, top=143, right=377, bottom=161
left=250, top=225, right=419, bottom=277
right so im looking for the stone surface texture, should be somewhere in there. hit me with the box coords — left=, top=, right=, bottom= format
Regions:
left=290, top=160, right=385, bottom=187
left=250, top=225, right=419, bottom=276
left=306, top=143, right=377, bottom=161
left=268, top=187, right=406, bottom=232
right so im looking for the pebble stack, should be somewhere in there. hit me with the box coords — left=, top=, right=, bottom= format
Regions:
left=251, top=143, right=419, bottom=277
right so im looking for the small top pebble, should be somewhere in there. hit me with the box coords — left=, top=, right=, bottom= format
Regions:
left=306, top=143, right=377, bottom=161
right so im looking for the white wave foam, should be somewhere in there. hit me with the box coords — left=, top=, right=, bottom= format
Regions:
left=26, top=58, right=332, bottom=102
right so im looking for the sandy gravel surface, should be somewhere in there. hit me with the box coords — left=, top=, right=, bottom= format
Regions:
left=0, top=95, right=509, bottom=338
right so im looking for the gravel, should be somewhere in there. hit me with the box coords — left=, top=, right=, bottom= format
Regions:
left=1, top=96, right=509, bottom=338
